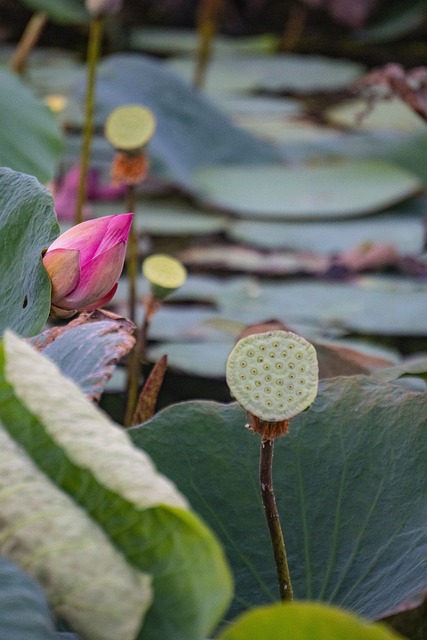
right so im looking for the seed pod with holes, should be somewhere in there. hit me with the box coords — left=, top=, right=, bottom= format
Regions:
left=226, top=330, right=319, bottom=438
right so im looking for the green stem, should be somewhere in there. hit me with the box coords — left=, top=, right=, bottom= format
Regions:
left=125, top=183, right=138, bottom=323
left=75, top=17, right=104, bottom=225
left=259, top=437, right=293, bottom=601
left=193, top=0, right=222, bottom=90
left=10, top=11, right=48, bottom=75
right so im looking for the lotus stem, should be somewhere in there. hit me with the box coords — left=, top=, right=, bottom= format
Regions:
left=124, top=296, right=158, bottom=427
left=193, top=0, right=222, bottom=90
left=75, top=17, right=104, bottom=224
left=259, top=434, right=293, bottom=601
left=10, top=11, right=48, bottom=75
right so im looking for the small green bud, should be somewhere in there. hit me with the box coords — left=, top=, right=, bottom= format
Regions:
left=142, top=254, right=187, bottom=301
left=226, top=330, right=318, bottom=423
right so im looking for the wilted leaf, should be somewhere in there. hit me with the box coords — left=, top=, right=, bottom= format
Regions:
left=29, top=311, right=135, bottom=400
left=131, top=355, right=168, bottom=425
left=356, top=64, right=427, bottom=124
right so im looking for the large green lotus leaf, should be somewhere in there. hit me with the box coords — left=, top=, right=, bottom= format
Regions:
left=21, top=0, right=89, bottom=24
left=131, top=376, right=427, bottom=621
left=219, top=603, right=402, bottom=640
left=72, top=54, right=280, bottom=188
left=168, top=54, right=364, bottom=96
left=0, top=556, right=56, bottom=640
left=194, top=160, right=422, bottom=219
left=0, top=332, right=232, bottom=640
left=0, top=422, right=151, bottom=640
left=228, top=213, right=424, bottom=254
left=0, top=69, right=63, bottom=182
left=0, top=168, right=59, bottom=337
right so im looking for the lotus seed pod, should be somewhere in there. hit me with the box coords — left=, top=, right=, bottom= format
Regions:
left=143, top=254, right=187, bottom=301
left=105, top=105, right=156, bottom=152
left=226, top=330, right=319, bottom=423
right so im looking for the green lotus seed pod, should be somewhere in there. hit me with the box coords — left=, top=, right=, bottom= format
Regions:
left=226, top=330, right=318, bottom=422
left=105, top=105, right=156, bottom=152
left=143, top=254, right=187, bottom=301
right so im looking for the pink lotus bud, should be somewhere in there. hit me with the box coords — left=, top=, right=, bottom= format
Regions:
left=85, top=0, right=123, bottom=18
left=43, top=213, right=133, bottom=318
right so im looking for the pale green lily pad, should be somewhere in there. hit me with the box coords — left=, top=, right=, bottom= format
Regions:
left=148, top=341, right=234, bottom=378
left=20, top=0, right=89, bottom=24
left=194, top=160, right=422, bottom=219
left=235, top=116, right=341, bottom=145
left=133, top=200, right=228, bottom=236
left=214, top=95, right=301, bottom=119
left=216, top=277, right=427, bottom=335
left=168, top=54, right=364, bottom=96
left=327, top=99, right=427, bottom=133
left=228, top=214, right=424, bottom=254
left=130, top=28, right=278, bottom=56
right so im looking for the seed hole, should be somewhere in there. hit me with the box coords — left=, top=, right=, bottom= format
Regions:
left=22, top=295, right=28, bottom=309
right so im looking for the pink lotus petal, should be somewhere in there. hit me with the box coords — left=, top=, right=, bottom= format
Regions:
left=59, top=241, right=127, bottom=309
left=95, top=213, right=133, bottom=258
left=47, top=214, right=132, bottom=267
left=42, top=248, right=80, bottom=302
left=83, top=283, right=118, bottom=311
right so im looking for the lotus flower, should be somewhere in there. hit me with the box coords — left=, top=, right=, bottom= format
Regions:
left=43, top=214, right=133, bottom=318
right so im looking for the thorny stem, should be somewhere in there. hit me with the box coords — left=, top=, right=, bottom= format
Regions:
left=259, top=436, right=293, bottom=601
left=10, top=11, right=48, bottom=75
left=124, top=296, right=159, bottom=427
left=125, top=183, right=138, bottom=323
left=75, top=17, right=104, bottom=224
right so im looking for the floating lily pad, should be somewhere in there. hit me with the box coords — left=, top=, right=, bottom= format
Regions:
left=148, top=341, right=234, bottom=378
left=228, top=214, right=424, bottom=254
left=168, top=54, right=364, bottom=96
left=130, top=28, right=278, bottom=56
left=327, top=99, right=427, bottom=133
left=194, top=160, right=422, bottom=219
left=216, top=277, right=427, bottom=335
